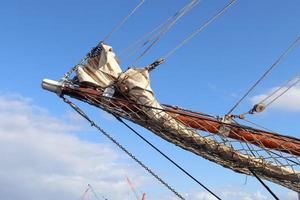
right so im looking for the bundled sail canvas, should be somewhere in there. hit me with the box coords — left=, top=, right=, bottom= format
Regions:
left=76, top=43, right=122, bottom=87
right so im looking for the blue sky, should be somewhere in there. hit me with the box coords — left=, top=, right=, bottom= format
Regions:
left=1, top=0, right=300, bottom=199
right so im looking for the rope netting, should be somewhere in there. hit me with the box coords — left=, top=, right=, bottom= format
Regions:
left=55, top=41, right=300, bottom=192
left=61, top=81, right=300, bottom=192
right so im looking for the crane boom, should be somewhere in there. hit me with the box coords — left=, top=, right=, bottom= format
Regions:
left=126, top=176, right=140, bottom=200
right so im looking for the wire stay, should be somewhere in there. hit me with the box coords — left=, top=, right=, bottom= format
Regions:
left=163, top=0, right=238, bottom=59
left=249, top=168, right=279, bottom=200
left=103, top=0, right=145, bottom=42
left=227, top=36, right=300, bottom=115
left=132, top=0, right=200, bottom=64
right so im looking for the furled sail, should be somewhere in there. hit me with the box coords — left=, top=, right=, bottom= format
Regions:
left=76, top=43, right=122, bottom=87
left=43, top=43, right=300, bottom=192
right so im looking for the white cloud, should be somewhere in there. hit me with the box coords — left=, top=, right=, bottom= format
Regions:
left=184, top=188, right=298, bottom=200
left=0, top=93, right=149, bottom=200
left=251, top=84, right=300, bottom=112
left=184, top=190, right=268, bottom=200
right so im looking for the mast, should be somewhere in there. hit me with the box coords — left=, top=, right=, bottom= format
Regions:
left=164, top=106, right=300, bottom=156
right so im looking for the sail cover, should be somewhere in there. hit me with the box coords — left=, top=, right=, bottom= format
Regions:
left=76, top=43, right=122, bottom=87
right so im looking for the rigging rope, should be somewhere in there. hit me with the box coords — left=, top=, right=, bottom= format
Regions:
left=102, top=0, right=145, bottom=42
left=163, top=0, right=237, bottom=59
left=231, top=120, right=280, bottom=200
left=96, top=94, right=300, bottom=144
left=235, top=74, right=300, bottom=118
left=227, top=36, right=300, bottom=115
left=61, top=96, right=186, bottom=200
left=240, top=118, right=274, bottom=133
left=248, top=168, right=279, bottom=200
left=115, top=116, right=222, bottom=200
left=88, top=94, right=300, bottom=148
left=99, top=95, right=216, bottom=119
left=132, top=0, right=200, bottom=64
left=119, top=20, right=166, bottom=60
left=235, top=118, right=300, bottom=165
left=262, top=76, right=300, bottom=109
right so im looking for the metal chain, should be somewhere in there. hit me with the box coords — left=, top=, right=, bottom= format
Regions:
left=61, top=96, right=186, bottom=200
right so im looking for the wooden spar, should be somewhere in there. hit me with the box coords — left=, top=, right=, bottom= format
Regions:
left=62, top=85, right=300, bottom=156
left=165, top=106, right=300, bottom=156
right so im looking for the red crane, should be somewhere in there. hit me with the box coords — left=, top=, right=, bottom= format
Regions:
left=126, top=176, right=146, bottom=200
left=80, top=186, right=91, bottom=200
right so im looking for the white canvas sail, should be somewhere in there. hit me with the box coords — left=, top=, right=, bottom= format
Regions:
left=76, top=43, right=122, bottom=87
